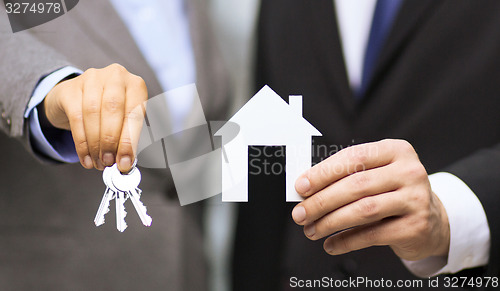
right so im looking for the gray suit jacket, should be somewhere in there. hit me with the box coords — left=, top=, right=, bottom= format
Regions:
left=0, top=0, right=229, bottom=290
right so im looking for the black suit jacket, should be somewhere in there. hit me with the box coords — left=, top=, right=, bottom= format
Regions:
left=233, top=1, right=500, bottom=290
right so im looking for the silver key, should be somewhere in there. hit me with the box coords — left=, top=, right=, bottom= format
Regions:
left=94, top=167, right=116, bottom=226
left=111, top=165, right=152, bottom=227
left=106, top=163, right=129, bottom=232
left=128, top=189, right=152, bottom=226
left=95, top=161, right=151, bottom=232
left=115, top=189, right=128, bottom=232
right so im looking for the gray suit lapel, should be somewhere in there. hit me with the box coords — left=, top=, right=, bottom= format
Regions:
left=186, top=0, right=230, bottom=122
left=70, top=0, right=162, bottom=95
left=70, top=0, right=229, bottom=116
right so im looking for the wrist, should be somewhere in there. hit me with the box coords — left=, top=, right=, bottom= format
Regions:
left=432, top=191, right=450, bottom=257
left=43, top=87, right=61, bottom=129
left=43, top=79, right=73, bottom=131
left=39, top=99, right=53, bottom=129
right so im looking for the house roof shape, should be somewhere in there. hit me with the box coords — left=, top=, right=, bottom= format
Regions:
left=215, top=85, right=321, bottom=143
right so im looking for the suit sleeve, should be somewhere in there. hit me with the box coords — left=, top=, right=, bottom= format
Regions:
left=0, top=8, right=72, bottom=144
left=445, top=143, right=500, bottom=281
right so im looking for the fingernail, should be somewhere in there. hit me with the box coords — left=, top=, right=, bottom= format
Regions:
left=292, top=206, right=306, bottom=223
left=83, top=155, right=93, bottom=169
left=304, top=224, right=315, bottom=237
left=119, top=156, right=132, bottom=172
left=296, top=177, right=311, bottom=194
left=324, top=242, right=335, bottom=254
left=96, top=159, right=105, bottom=171
left=103, top=152, right=114, bottom=166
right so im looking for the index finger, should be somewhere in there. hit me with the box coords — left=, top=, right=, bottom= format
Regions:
left=295, top=139, right=400, bottom=197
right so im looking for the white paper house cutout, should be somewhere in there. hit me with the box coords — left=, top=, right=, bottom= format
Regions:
left=215, top=85, right=322, bottom=202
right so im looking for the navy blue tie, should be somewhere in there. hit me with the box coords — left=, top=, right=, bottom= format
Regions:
left=359, top=0, right=403, bottom=98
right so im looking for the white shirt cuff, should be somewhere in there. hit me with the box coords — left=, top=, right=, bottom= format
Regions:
left=402, top=172, right=490, bottom=277
left=25, top=66, right=82, bottom=163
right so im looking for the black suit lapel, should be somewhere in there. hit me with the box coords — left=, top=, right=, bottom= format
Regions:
left=307, top=0, right=443, bottom=114
left=306, top=1, right=356, bottom=117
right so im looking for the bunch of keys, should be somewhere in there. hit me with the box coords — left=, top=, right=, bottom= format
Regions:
left=94, top=160, right=152, bottom=232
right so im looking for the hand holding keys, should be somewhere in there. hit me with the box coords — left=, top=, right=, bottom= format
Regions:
left=94, top=160, right=152, bottom=232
